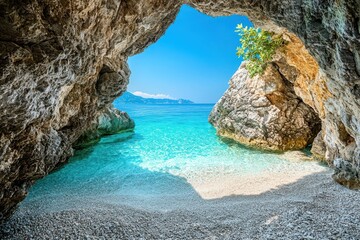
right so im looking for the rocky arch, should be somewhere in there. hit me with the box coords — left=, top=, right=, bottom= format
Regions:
left=0, top=0, right=359, bottom=221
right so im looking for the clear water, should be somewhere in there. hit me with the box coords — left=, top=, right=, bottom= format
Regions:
left=26, top=104, right=325, bottom=206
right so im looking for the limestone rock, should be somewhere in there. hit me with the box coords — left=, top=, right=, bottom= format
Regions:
left=74, top=106, right=135, bottom=149
left=311, top=132, right=327, bottom=161
left=333, top=158, right=360, bottom=189
left=209, top=61, right=321, bottom=151
left=98, top=107, right=135, bottom=136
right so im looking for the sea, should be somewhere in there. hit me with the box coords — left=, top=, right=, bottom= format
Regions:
left=24, top=103, right=326, bottom=208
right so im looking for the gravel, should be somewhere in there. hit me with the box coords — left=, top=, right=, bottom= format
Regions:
left=1, top=170, right=360, bottom=239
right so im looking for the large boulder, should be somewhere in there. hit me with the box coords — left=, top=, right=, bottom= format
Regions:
left=210, top=60, right=321, bottom=151
left=74, top=106, right=135, bottom=149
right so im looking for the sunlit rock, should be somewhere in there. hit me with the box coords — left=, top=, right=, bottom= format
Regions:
left=209, top=58, right=321, bottom=151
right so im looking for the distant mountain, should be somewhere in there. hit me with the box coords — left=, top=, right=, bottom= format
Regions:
left=116, top=92, right=194, bottom=104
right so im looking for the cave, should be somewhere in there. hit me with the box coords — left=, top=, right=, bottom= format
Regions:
left=0, top=0, right=360, bottom=238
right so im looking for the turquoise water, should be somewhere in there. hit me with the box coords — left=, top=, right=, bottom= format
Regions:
left=26, top=104, right=323, bottom=204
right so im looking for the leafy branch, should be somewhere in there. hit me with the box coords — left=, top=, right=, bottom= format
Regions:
left=236, top=24, right=284, bottom=77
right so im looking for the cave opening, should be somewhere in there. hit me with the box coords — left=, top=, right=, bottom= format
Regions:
left=2, top=1, right=360, bottom=237
left=124, top=5, right=251, bottom=104
left=19, top=6, right=326, bottom=209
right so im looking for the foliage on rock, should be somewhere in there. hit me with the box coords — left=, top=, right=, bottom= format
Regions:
left=236, top=25, right=284, bottom=77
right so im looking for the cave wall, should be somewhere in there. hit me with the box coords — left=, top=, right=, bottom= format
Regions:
left=0, top=0, right=359, bottom=221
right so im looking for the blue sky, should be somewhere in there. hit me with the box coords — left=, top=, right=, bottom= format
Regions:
left=127, top=5, right=252, bottom=103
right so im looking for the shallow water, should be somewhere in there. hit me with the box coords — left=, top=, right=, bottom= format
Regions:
left=26, top=104, right=326, bottom=206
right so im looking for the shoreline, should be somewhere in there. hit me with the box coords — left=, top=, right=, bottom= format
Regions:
left=1, top=168, right=360, bottom=239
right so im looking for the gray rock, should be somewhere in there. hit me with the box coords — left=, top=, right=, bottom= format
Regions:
left=311, top=131, right=327, bottom=161
left=74, top=106, right=135, bottom=150
left=97, top=107, right=135, bottom=136
left=209, top=61, right=321, bottom=151
left=333, top=158, right=360, bottom=189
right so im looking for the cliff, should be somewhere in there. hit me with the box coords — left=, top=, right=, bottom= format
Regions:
left=0, top=0, right=359, bottom=221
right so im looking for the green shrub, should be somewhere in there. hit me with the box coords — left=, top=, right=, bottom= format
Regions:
left=236, top=24, right=284, bottom=77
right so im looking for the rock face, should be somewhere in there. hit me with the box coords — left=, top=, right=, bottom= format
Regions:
left=311, top=131, right=327, bottom=161
left=74, top=106, right=135, bottom=149
left=0, top=0, right=359, bottom=221
left=209, top=60, right=321, bottom=151
left=97, top=107, right=134, bottom=137
left=0, top=0, right=182, bottom=221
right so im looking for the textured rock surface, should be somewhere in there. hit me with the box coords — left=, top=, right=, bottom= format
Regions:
left=311, top=131, right=327, bottom=161
left=97, top=107, right=134, bottom=136
left=74, top=106, right=135, bottom=149
left=334, top=158, right=360, bottom=189
left=209, top=59, right=321, bottom=151
left=0, top=0, right=359, bottom=221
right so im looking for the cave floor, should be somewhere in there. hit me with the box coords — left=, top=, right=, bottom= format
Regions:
left=1, top=169, right=360, bottom=239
